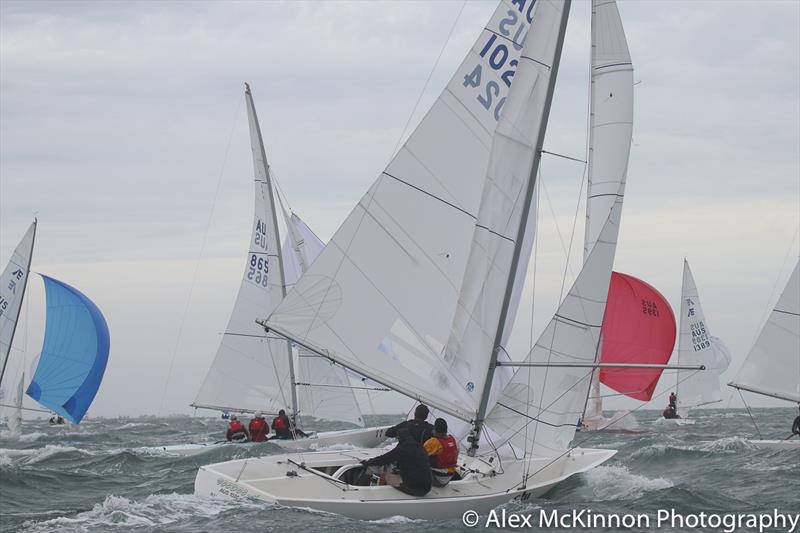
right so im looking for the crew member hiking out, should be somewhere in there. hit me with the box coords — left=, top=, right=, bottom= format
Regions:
left=791, top=405, right=800, bottom=438
left=386, top=404, right=433, bottom=444
left=361, top=428, right=432, bottom=496
left=423, top=418, right=460, bottom=486
left=226, top=415, right=249, bottom=442
left=248, top=411, right=270, bottom=442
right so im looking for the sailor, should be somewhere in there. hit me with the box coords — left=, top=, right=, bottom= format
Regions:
left=669, top=392, right=677, bottom=410
left=248, top=411, right=270, bottom=442
left=226, top=415, right=249, bottom=442
left=386, top=404, right=434, bottom=444
left=423, top=418, right=460, bottom=486
left=361, top=428, right=432, bottom=496
left=792, top=405, right=800, bottom=437
left=270, top=409, right=307, bottom=440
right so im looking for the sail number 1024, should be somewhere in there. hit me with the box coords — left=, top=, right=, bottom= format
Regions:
left=464, top=34, right=518, bottom=121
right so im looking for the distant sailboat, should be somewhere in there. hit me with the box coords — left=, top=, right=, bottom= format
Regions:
left=0, top=220, right=110, bottom=427
left=180, top=84, right=388, bottom=454
left=728, top=259, right=800, bottom=449
left=577, top=0, right=677, bottom=432
left=672, top=260, right=731, bottom=420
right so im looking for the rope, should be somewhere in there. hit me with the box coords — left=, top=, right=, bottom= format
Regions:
left=738, top=388, right=763, bottom=439
left=157, top=93, right=244, bottom=415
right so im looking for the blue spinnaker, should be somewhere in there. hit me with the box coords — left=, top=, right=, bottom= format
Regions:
left=26, top=275, right=110, bottom=423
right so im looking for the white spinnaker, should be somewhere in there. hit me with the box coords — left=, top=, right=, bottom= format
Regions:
left=0, top=220, right=36, bottom=385
left=676, top=260, right=731, bottom=414
left=729, top=260, right=800, bottom=403
left=582, top=0, right=633, bottom=421
left=193, top=89, right=292, bottom=415
left=266, top=1, right=538, bottom=422
left=281, top=213, right=365, bottom=427
left=487, top=199, right=623, bottom=458
left=443, top=0, right=564, bottom=414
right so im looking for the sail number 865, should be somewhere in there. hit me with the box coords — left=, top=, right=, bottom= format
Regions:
left=247, top=254, right=269, bottom=287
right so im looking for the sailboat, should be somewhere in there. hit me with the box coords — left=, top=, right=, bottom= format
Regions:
left=160, top=85, right=389, bottom=456
left=576, top=9, right=678, bottom=432
left=728, top=259, right=800, bottom=450
left=192, top=1, right=700, bottom=518
left=662, top=259, right=731, bottom=424
left=0, top=219, right=111, bottom=427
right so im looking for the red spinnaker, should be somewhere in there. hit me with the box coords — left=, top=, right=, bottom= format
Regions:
left=599, top=272, right=676, bottom=401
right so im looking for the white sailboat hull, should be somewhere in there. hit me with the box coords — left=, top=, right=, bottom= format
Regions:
left=194, top=446, right=616, bottom=520
left=151, top=425, right=390, bottom=457
left=749, top=439, right=800, bottom=451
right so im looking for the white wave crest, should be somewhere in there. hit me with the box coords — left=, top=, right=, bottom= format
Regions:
left=24, top=493, right=261, bottom=531
left=696, top=436, right=757, bottom=452
left=582, top=465, right=673, bottom=500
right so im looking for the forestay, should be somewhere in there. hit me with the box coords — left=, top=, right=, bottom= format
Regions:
left=193, top=87, right=293, bottom=415
left=676, top=260, right=731, bottom=413
left=26, top=276, right=110, bottom=424
left=582, top=0, right=633, bottom=422
left=729, top=260, right=800, bottom=403
left=266, top=0, right=538, bottom=421
left=0, top=220, right=36, bottom=384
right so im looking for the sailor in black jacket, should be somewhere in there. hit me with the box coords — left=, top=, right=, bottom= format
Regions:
left=362, top=428, right=432, bottom=496
left=385, top=404, right=434, bottom=444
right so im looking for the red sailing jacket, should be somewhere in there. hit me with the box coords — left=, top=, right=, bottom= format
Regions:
left=249, top=418, right=270, bottom=442
left=430, top=435, right=458, bottom=469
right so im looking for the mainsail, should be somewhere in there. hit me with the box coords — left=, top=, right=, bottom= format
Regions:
left=676, top=260, right=731, bottom=414
left=729, top=260, right=800, bottom=403
left=193, top=85, right=294, bottom=415
left=0, top=220, right=36, bottom=385
left=599, top=272, right=676, bottom=401
left=266, top=0, right=540, bottom=422
left=580, top=0, right=633, bottom=422
left=26, top=275, right=110, bottom=424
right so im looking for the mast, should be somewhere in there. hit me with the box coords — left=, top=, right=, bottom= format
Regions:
left=469, top=1, right=572, bottom=455
left=0, top=218, right=36, bottom=387
left=244, top=83, right=299, bottom=424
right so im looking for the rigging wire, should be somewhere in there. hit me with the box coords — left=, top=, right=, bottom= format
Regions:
left=157, top=93, right=244, bottom=415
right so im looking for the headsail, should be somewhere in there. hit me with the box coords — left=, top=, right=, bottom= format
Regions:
left=193, top=86, right=293, bottom=415
left=6, top=372, right=24, bottom=437
left=582, top=0, right=634, bottom=421
left=281, top=212, right=365, bottom=427
left=729, top=260, right=800, bottom=403
left=0, top=220, right=37, bottom=385
left=266, top=0, right=539, bottom=422
left=26, top=276, right=110, bottom=424
left=676, top=260, right=731, bottom=413
left=599, top=272, right=676, bottom=401
left=487, top=200, right=623, bottom=457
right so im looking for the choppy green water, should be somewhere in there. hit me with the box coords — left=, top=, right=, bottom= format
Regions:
left=1, top=409, right=797, bottom=532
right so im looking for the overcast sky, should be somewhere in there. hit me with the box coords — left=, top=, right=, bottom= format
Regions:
left=1, top=1, right=798, bottom=418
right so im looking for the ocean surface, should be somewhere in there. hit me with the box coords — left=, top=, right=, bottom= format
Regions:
left=1, top=409, right=797, bottom=532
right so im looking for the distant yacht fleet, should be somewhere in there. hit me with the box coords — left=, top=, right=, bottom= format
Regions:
left=0, top=0, right=797, bottom=522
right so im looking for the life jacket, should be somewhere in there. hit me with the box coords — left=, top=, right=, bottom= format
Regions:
left=430, top=435, right=458, bottom=469
left=249, top=418, right=269, bottom=441
left=229, top=420, right=243, bottom=432
left=273, top=416, right=287, bottom=431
